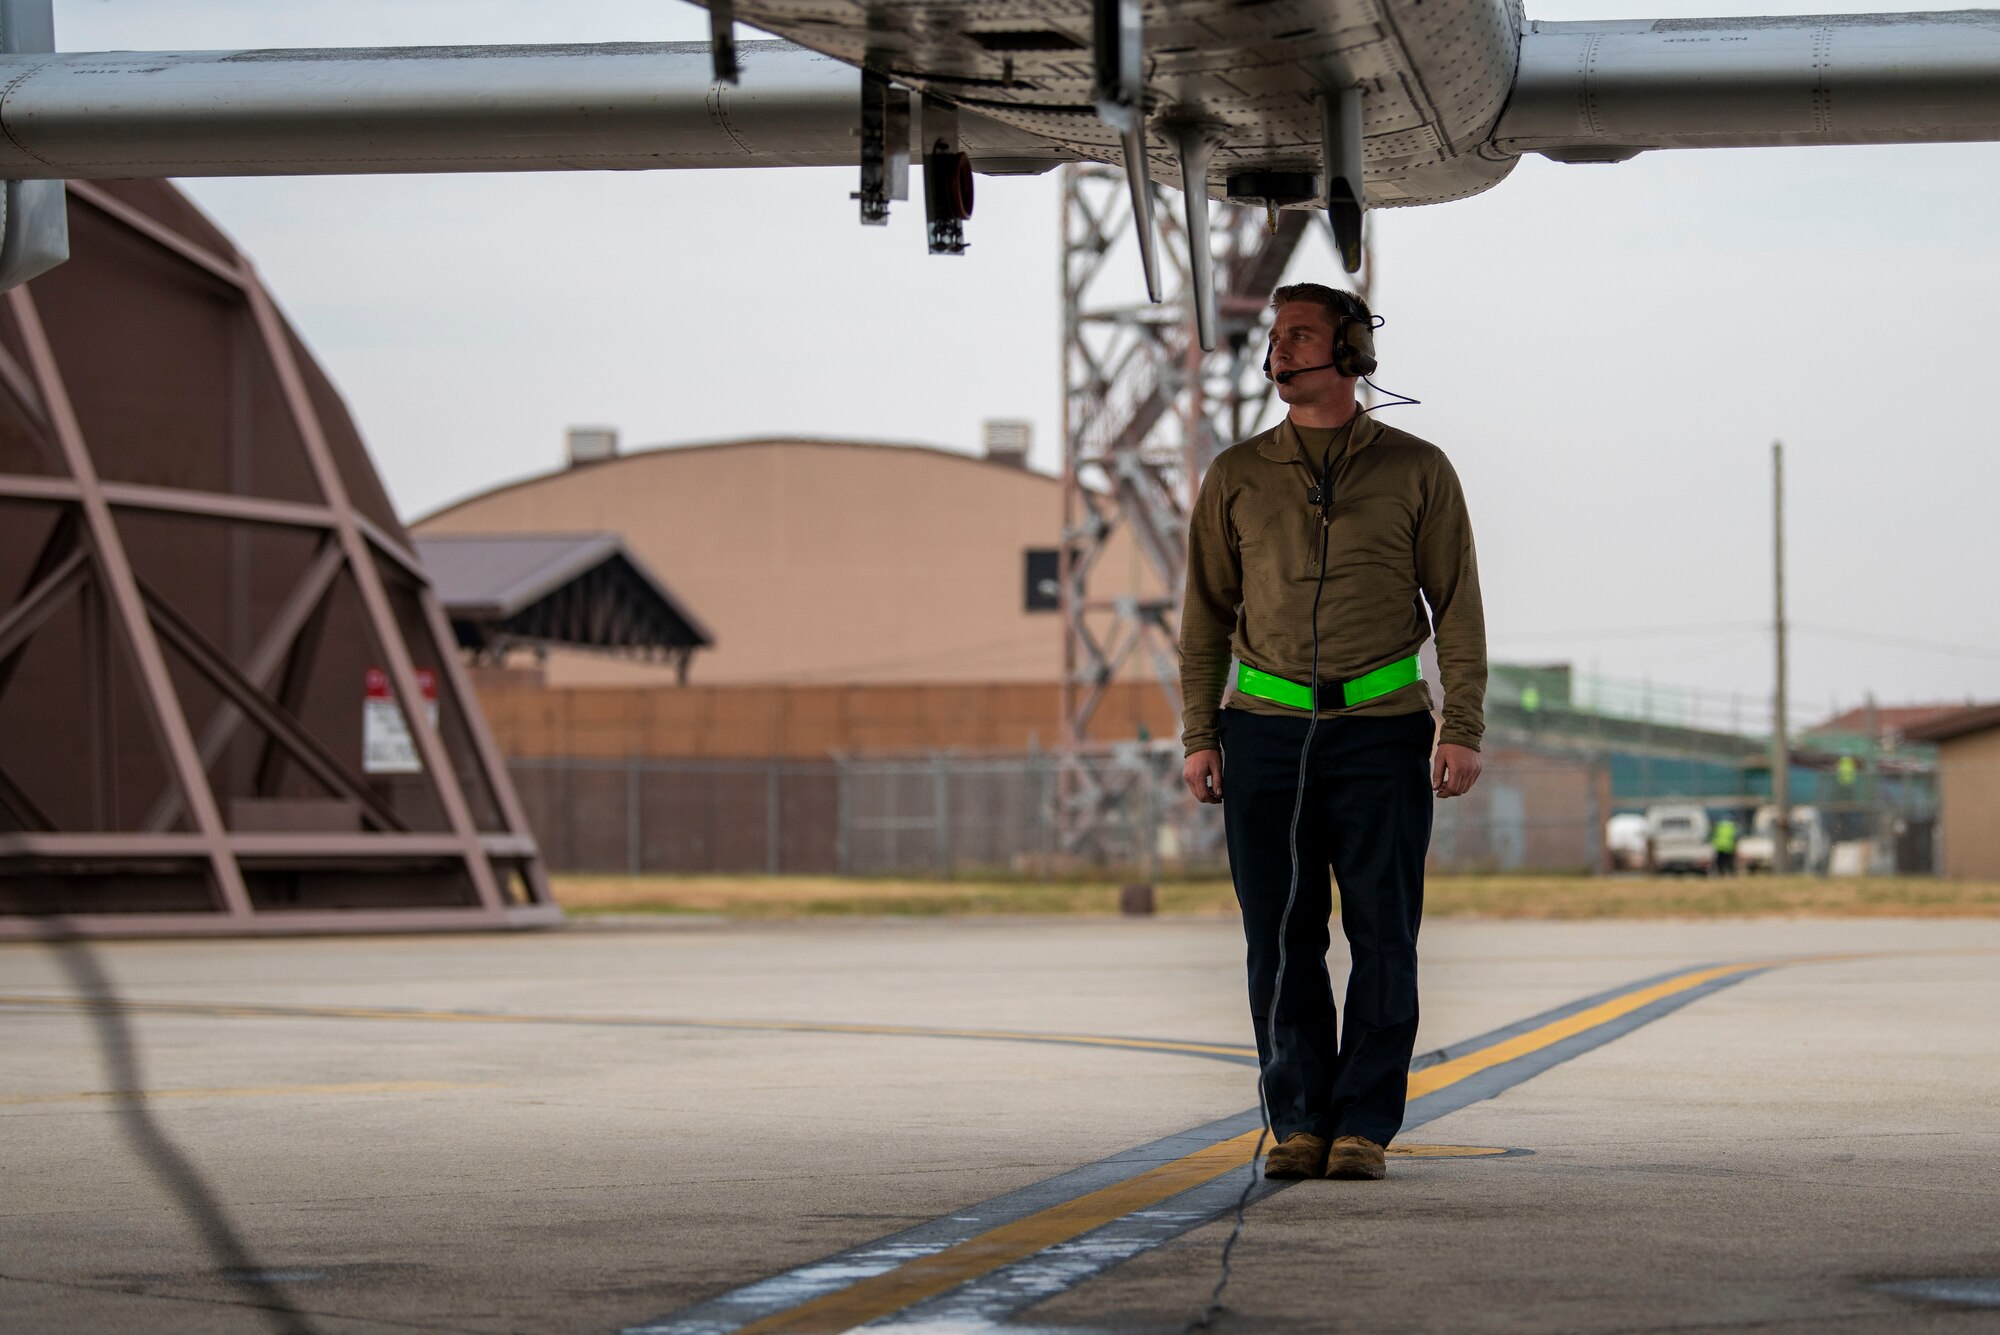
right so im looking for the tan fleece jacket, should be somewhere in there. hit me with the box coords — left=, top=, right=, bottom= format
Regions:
left=1179, top=411, right=1487, bottom=755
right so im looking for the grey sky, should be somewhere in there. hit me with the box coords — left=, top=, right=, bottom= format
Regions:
left=51, top=1, right=2000, bottom=725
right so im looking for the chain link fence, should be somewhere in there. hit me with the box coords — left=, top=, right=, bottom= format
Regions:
left=508, top=751, right=1614, bottom=878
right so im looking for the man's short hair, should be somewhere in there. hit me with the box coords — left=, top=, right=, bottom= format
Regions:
left=1271, top=282, right=1372, bottom=327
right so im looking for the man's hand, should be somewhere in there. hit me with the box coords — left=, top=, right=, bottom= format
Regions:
left=1432, top=743, right=1481, bottom=799
left=1183, top=749, right=1224, bottom=804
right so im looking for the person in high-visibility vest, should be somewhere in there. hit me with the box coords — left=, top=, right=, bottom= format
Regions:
left=1178, top=283, right=1486, bottom=1183
left=1712, top=816, right=1739, bottom=876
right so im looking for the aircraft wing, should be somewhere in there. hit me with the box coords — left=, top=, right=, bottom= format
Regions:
left=5, top=7, right=1998, bottom=199
left=0, top=41, right=1067, bottom=179
left=4, top=4, right=2000, bottom=312
left=1496, top=12, right=2000, bottom=161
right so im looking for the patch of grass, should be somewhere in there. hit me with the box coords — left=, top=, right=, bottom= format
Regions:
left=551, top=874, right=1234, bottom=918
left=551, top=873, right=2000, bottom=920
left=1422, top=874, right=2000, bottom=919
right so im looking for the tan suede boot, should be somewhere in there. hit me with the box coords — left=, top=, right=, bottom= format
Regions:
left=1325, top=1134, right=1387, bottom=1180
left=1262, top=1132, right=1329, bottom=1180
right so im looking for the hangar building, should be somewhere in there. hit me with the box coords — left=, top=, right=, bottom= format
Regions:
left=415, top=430, right=1162, bottom=690
left=1905, top=705, right=2000, bottom=878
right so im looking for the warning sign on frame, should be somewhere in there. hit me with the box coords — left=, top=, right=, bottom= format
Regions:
left=363, top=667, right=439, bottom=775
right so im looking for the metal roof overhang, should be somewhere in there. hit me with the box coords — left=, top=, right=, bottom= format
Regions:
left=415, top=533, right=712, bottom=678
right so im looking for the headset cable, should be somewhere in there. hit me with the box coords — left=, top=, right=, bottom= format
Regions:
left=1188, top=442, right=1341, bottom=1332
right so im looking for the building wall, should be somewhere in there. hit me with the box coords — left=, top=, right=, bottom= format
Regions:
left=416, top=439, right=1163, bottom=687
left=1429, top=744, right=1610, bottom=874
left=1937, top=726, right=2000, bottom=878
left=475, top=679, right=1181, bottom=760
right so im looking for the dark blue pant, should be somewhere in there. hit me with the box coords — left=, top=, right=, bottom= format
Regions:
left=1217, top=706, right=1434, bottom=1146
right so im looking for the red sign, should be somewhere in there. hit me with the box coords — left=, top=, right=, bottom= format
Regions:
left=363, top=668, right=441, bottom=775
left=365, top=667, right=437, bottom=701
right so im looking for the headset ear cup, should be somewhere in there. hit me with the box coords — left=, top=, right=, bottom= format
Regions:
left=1262, top=351, right=1272, bottom=380
left=1340, top=319, right=1378, bottom=378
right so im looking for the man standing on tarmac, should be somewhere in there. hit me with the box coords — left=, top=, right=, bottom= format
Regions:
left=1179, top=283, right=1487, bottom=1181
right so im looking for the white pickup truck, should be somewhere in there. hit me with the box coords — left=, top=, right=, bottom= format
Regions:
left=1645, top=804, right=1715, bottom=875
left=1737, top=805, right=1830, bottom=874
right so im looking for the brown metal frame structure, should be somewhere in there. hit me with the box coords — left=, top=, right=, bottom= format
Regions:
left=1056, top=163, right=1312, bottom=857
left=0, top=181, right=555, bottom=935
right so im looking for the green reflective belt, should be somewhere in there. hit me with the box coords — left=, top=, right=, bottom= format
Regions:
left=1237, top=655, right=1423, bottom=711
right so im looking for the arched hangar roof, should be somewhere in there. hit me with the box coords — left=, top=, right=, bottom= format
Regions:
left=413, top=436, right=1155, bottom=687
left=415, top=435, right=1055, bottom=528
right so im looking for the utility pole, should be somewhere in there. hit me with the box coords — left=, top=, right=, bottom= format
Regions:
left=1771, top=440, right=1791, bottom=874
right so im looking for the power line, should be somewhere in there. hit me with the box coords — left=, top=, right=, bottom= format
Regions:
left=1492, top=619, right=2000, bottom=661
left=1792, top=623, right=2000, bottom=662
left=1488, top=621, right=1765, bottom=644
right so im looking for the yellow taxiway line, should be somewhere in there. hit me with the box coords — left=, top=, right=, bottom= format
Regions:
left=1408, top=958, right=1787, bottom=1098
left=741, top=1130, right=1271, bottom=1334
left=733, top=956, right=1781, bottom=1335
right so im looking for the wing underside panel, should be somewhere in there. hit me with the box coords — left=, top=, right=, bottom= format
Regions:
left=1497, top=12, right=2000, bottom=160
left=720, top=0, right=1524, bottom=207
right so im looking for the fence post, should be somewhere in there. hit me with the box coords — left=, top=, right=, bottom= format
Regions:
left=767, top=758, right=782, bottom=875
left=624, top=751, right=640, bottom=875
left=1041, top=755, right=1056, bottom=878
left=1585, top=762, right=1602, bottom=873
left=834, top=753, right=851, bottom=876
left=561, top=757, right=576, bottom=871
left=933, top=753, right=951, bottom=874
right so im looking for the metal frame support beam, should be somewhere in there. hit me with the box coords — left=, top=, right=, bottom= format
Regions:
left=0, top=546, right=85, bottom=669
left=7, top=285, right=253, bottom=913
left=417, top=583, right=557, bottom=907
left=1057, top=162, right=1315, bottom=860
left=141, top=540, right=345, bottom=833
left=137, top=577, right=408, bottom=834
left=0, top=179, right=553, bottom=931
left=241, top=267, right=508, bottom=914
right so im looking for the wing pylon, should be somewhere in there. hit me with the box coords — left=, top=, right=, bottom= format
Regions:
left=1165, top=119, right=1225, bottom=352
left=1092, top=0, right=1162, bottom=303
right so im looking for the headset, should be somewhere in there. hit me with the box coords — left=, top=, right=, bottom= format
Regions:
left=1262, top=288, right=1379, bottom=383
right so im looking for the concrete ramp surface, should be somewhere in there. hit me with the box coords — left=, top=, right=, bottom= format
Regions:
left=3, top=918, right=1997, bottom=1333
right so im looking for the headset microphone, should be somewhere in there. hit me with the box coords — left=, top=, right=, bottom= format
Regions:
left=1274, top=361, right=1339, bottom=385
